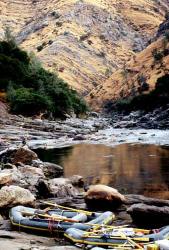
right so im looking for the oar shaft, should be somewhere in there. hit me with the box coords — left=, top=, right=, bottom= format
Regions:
left=22, top=211, right=78, bottom=223
left=41, top=201, right=93, bottom=216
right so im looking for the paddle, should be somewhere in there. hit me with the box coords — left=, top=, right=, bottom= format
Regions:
left=22, top=211, right=79, bottom=223
left=40, top=201, right=97, bottom=216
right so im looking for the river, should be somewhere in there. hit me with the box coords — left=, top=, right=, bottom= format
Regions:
left=35, top=143, right=169, bottom=199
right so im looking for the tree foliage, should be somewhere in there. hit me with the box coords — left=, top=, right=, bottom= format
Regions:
left=113, top=74, right=169, bottom=112
left=0, top=39, right=88, bottom=118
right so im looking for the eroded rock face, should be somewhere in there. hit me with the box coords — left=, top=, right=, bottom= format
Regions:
left=0, top=185, right=35, bottom=208
left=11, top=146, right=38, bottom=165
left=85, top=184, right=125, bottom=209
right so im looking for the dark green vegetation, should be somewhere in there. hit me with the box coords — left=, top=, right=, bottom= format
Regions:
left=106, top=74, right=169, bottom=113
left=0, top=38, right=88, bottom=118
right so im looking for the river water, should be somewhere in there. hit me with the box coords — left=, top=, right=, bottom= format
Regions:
left=35, top=143, right=169, bottom=199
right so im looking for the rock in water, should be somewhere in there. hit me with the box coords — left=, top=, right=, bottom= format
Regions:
left=85, top=184, right=125, bottom=209
left=0, top=185, right=35, bottom=207
left=11, top=146, right=38, bottom=165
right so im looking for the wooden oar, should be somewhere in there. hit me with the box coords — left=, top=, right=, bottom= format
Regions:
left=119, top=231, right=144, bottom=250
left=22, top=211, right=79, bottom=223
left=41, top=201, right=98, bottom=216
left=84, top=225, right=129, bottom=236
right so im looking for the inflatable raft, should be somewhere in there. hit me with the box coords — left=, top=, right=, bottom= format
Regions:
left=65, top=225, right=169, bottom=248
left=9, top=206, right=114, bottom=233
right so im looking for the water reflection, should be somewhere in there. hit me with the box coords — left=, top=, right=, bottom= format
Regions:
left=35, top=143, right=169, bottom=199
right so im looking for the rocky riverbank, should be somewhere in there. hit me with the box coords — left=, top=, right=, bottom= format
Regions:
left=1, top=114, right=169, bottom=249
left=1, top=113, right=169, bottom=151
left=110, top=107, right=169, bottom=130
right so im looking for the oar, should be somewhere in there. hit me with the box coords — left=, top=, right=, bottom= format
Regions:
left=84, top=225, right=129, bottom=236
left=119, top=231, right=144, bottom=250
left=41, top=201, right=98, bottom=216
left=22, top=211, right=79, bottom=223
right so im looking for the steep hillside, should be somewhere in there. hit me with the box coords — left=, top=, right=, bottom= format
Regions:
left=88, top=18, right=169, bottom=110
left=0, top=0, right=169, bottom=94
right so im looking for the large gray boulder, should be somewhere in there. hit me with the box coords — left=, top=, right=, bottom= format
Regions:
left=48, top=178, right=79, bottom=197
left=0, top=185, right=35, bottom=208
left=18, top=165, right=45, bottom=191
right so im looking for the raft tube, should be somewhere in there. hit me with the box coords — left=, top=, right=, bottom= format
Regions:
left=65, top=228, right=130, bottom=247
left=9, top=206, right=113, bottom=233
left=65, top=226, right=169, bottom=248
left=138, top=226, right=169, bottom=241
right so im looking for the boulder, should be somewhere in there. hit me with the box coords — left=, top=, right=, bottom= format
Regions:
left=35, top=179, right=52, bottom=199
left=69, top=175, right=84, bottom=187
left=0, top=173, right=12, bottom=185
left=48, top=178, right=79, bottom=197
left=1, top=167, right=23, bottom=185
left=42, top=162, right=63, bottom=178
left=11, top=146, right=38, bottom=165
left=125, top=194, right=169, bottom=206
left=32, top=160, right=63, bottom=178
left=0, top=185, right=35, bottom=207
left=127, top=203, right=169, bottom=227
left=18, top=165, right=45, bottom=189
left=85, top=184, right=125, bottom=209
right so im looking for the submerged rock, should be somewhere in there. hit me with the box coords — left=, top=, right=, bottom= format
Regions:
left=0, top=185, right=35, bottom=208
left=85, top=184, right=126, bottom=209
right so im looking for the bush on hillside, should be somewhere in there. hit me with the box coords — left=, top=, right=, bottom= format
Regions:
left=113, top=74, right=169, bottom=112
left=0, top=39, right=88, bottom=118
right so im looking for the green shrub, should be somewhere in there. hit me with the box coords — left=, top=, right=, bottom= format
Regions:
left=8, top=87, right=53, bottom=116
left=0, top=39, right=88, bottom=118
left=112, top=74, right=169, bottom=112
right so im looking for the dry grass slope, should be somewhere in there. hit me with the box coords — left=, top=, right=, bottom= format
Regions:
left=87, top=33, right=169, bottom=110
left=0, top=0, right=169, bottom=96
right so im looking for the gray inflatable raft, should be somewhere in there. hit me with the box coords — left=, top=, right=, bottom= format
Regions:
left=9, top=206, right=113, bottom=233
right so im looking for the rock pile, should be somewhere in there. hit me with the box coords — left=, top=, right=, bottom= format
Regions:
left=0, top=146, right=82, bottom=208
left=111, top=108, right=169, bottom=129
